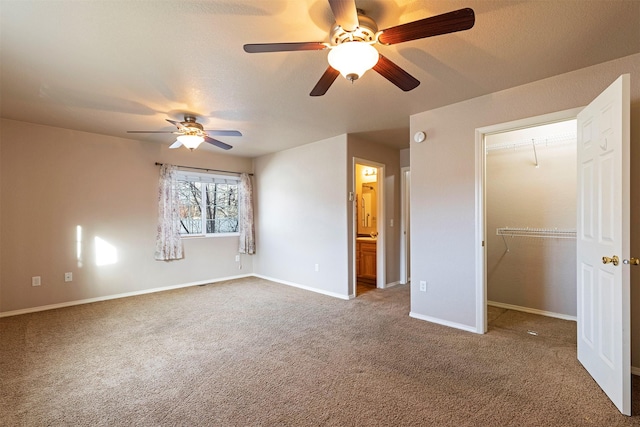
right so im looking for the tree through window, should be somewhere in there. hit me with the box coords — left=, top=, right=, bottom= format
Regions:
left=175, top=172, right=239, bottom=235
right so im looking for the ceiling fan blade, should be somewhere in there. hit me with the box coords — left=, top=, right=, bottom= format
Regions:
left=127, top=130, right=176, bottom=134
left=378, top=8, right=475, bottom=45
left=310, top=66, right=340, bottom=97
left=243, top=42, right=328, bottom=53
left=328, top=0, right=359, bottom=32
left=373, top=55, right=420, bottom=92
left=205, top=130, right=243, bottom=137
left=204, top=135, right=233, bottom=150
left=169, top=140, right=182, bottom=149
left=166, top=118, right=187, bottom=131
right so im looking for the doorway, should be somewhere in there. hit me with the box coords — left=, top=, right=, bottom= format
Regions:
left=354, top=159, right=385, bottom=296
left=474, top=107, right=583, bottom=332
left=474, top=76, right=631, bottom=415
left=484, top=119, right=578, bottom=322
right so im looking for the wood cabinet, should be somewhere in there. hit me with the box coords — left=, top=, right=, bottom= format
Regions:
left=356, top=240, right=376, bottom=284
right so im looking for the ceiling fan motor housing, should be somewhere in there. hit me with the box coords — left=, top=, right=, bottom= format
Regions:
left=182, top=115, right=204, bottom=134
left=330, top=12, right=378, bottom=45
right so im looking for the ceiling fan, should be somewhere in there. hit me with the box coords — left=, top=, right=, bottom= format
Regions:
left=127, top=115, right=241, bottom=151
left=243, top=0, right=475, bottom=96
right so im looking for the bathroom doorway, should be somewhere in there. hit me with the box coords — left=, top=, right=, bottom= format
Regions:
left=354, top=159, right=385, bottom=296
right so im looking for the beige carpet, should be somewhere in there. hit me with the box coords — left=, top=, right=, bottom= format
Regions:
left=1, top=277, right=639, bottom=426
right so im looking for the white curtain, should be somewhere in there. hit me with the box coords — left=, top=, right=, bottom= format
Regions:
left=238, top=173, right=255, bottom=254
left=155, top=164, right=184, bottom=261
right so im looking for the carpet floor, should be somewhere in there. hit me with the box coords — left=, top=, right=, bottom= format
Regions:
left=1, top=277, right=639, bottom=426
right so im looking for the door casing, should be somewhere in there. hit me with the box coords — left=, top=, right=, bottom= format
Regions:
left=474, top=107, right=584, bottom=333
left=353, top=158, right=386, bottom=295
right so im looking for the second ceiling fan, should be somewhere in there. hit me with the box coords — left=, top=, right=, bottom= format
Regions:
left=244, top=0, right=475, bottom=96
left=127, top=115, right=241, bottom=150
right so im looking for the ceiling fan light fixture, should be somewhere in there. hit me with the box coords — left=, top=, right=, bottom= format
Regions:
left=177, top=134, right=204, bottom=150
left=328, top=42, right=379, bottom=82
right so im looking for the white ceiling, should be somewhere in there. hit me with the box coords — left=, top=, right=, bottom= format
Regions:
left=1, top=1, right=639, bottom=158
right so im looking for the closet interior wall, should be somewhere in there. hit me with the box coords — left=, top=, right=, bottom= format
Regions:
left=486, top=121, right=577, bottom=317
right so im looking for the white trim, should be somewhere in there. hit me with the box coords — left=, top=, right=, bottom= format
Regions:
left=400, top=167, right=410, bottom=285
left=253, top=274, right=351, bottom=300
left=474, top=129, right=487, bottom=333
left=409, top=311, right=481, bottom=334
left=488, top=301, right=577, bottom=322
left=385, top=281, right=402, bottom=288
left=475, top=107, right=584, bottom=337
left=353, top=158, right=386, bottom=291
left=176, top=169, right=240, bottom=183
left=180, top=232, right=240, bottom=239
left=0, top=274, right=252, bottom=318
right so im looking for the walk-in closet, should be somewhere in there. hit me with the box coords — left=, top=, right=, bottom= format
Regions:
left=485, top=119, right=577, bottom=319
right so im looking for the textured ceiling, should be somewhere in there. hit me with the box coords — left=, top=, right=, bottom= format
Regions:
left=1, top=0, right=639, bottom=157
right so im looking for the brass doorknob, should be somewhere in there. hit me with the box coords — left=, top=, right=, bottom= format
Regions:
left=602, top=255, right=619, bottom=266
left=623, top=258, right=640, bottom=266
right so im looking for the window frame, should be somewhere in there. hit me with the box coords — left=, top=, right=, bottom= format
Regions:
left=175, top=170, right=240, bottom=238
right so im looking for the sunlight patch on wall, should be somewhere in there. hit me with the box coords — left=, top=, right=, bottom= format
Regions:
left=76, top=225, right=83, bottom=268
left=95, top=236, right=118, bottom=266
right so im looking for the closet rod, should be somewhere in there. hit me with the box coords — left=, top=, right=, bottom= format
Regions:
left=155, top=162, right=253, bottom=176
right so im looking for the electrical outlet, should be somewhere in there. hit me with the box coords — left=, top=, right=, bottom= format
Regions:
left=64, top=272, right=73, bottom=282
left=419, top=281, right=427, bottom=292
left=32, top=276, right=41, bottom=287
left=315, top=264, right=319, bottom=272
left=235, top=255, right=240, bottom=262
left=390, top=219, right=394, bottom=227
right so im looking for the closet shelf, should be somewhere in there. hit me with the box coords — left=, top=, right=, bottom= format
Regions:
left=496, top=227, right=576, bottom=239
left=496, top=227, right=576, bottom=252
left=486, top=132, right=576, bottom=153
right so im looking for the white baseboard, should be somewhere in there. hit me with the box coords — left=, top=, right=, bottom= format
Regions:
left=1, top=273, right=357, bottom=317
left=488, top=301, right=577, bottom=322
left=384, top=281, right=402, bottom=288
left=409, top=311, right=481, bottom=334
left=0, top=273, right=252, bottom=318
left=253, top=274, right=350, bottom=300
left=631, top=366, right=640, bottom=376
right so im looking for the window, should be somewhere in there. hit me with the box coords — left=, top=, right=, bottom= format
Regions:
left=175, top=171, right=239, bottom=236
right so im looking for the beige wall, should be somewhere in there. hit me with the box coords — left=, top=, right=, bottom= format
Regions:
left=409, top=53, right=640, bottom=363
left=252, top=134, right=403, bottom=298
left=400, top=148, right=410, bottom=168
left=252, top=135, right=350, bottom=297
left=0, top=119, right=253, bottom=313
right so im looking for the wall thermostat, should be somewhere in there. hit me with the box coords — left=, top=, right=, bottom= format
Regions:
left=414, top=131, right=426, bottom=143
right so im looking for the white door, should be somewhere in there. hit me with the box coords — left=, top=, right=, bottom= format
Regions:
left=576, top=74, right=631, bottom=415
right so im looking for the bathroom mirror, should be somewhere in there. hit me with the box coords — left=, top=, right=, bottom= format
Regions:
left=358, top=182, right=377, bottom=235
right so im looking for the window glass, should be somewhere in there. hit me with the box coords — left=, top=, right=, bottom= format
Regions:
left=175, top=172, right=239, bottom=236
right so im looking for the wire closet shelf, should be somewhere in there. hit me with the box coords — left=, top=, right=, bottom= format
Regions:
left=485, top=132, right=577, bottom=153
left=496, top=227, right=576, bottom=252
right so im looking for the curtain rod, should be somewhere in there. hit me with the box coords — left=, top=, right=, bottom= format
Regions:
left=155, top=162, right=253, bottom=176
